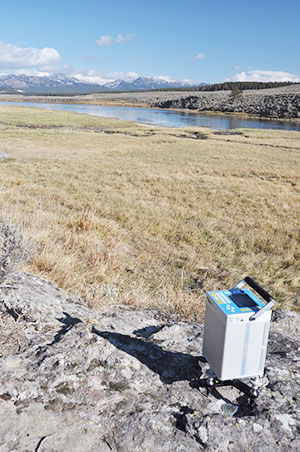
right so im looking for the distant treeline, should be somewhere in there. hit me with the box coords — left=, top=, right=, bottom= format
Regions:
left=138, top=81, right=299, bottom=94
left=198, top=81, right=298, bottom=91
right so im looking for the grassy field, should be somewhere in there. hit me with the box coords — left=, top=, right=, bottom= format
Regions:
left=0, top=105, right=299, bottom=319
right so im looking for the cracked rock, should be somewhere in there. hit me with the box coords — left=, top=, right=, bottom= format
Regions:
left=0, top=270, right=299, bottom=451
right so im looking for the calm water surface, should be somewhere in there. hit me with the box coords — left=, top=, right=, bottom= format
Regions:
left=1, top=101, right=300, bottom=131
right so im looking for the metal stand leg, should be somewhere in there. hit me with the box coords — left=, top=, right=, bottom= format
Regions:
left=249, top=376, right=262, bottom=398
left=199, top=368, right=261, bottom=399
left=205, top=368, right=216, bottom=387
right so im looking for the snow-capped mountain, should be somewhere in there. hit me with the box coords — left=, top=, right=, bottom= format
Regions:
left=0, top=74, right=197, bottom=94
left=0, top=74, right=103, bottom=94
left=102, top=79, right=133, bottom=91
left=103, top=76, right=196, bottom=91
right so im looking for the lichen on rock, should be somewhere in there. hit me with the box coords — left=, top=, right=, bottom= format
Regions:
left=0, top=268, right=299, bottom=451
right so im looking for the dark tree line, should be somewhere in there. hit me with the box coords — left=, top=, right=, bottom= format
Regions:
left=139, top=81, right=299, bottom=94
left=198, top=81, right=298, bottom=91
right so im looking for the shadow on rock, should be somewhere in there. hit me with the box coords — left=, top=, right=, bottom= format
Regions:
left=92, top=326, right=204, bottom=384
left=173, top=406, right=195, bottom=432
left=52, top=312, right=82, bottom=346
left=133, top=325, right=164, bottom=338
left=36, top=312, right=83, bottom=364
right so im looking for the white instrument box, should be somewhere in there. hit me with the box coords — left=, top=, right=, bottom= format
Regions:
left=202, top=278, right=274, bottom=381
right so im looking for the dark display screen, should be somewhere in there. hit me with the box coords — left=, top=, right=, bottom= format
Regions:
left=229, top=293, right=258, bottom=308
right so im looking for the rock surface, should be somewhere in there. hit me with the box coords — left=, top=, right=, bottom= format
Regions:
left=0, top=270, right=299, bottom=451
left=153, top=92, right=300, bottom=119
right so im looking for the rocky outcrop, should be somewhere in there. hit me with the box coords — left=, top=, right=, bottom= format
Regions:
left=153, top=92, right=300, bottom=119
left=0, top=270, right=299, bottom=451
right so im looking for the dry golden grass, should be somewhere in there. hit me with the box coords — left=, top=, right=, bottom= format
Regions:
left=0, top=105, right=299, bottom=319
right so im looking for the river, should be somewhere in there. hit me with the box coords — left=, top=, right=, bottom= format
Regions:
left=1, top=101, right=300, bottom=131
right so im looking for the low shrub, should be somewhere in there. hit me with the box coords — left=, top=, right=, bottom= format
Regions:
left=0, top=221, right=33, bottom=281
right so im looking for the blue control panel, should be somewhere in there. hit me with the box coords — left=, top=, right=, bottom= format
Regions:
left=207, top=288, right=265, bottom=316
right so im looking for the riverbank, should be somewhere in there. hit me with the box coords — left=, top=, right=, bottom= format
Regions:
left=0, top=105, right=299, bottom=317
left=2, top=100, right=300, bottom=131
left=1, top=84, right=300, bottom=121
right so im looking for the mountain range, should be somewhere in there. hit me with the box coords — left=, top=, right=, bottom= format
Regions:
left=0, top=74, right=198, bottom=95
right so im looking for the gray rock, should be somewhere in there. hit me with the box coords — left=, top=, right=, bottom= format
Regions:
left=0, top=270, right=299, bottom=451
left=0, top=151, right=8, bottom=161
left=153, top=92, right=300, bottom=119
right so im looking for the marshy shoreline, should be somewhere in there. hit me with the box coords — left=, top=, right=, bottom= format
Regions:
left=1, top=83, right=300, bottom=123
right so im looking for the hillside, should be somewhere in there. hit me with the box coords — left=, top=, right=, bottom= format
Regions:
left=152, top=88, right=300, bottom=119
left=0, top=105, right=299, bottom=316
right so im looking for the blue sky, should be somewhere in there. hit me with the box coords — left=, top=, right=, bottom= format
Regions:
left=0, top=0, right=299, bottom=84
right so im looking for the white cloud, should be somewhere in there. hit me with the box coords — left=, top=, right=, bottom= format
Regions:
left=233, top=70, right=300, bottom=83
left=0, top=68, right=51, bottom=77
left=115, top=33, right=135, bottom=44
left=96, top=35, right=113, bottom=47
left=0, top=41, right=61, bottom=69
left=96, top=33, right=135, bottom=47
left=192, top=53, right=205, bottom=60
left=145, top=75, right=193, bottom=84
left=72, top=69, right=139, bottom=85
left=106, top=71, right=138, bottom=81
left=151, top=75, right=176, bottom=82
